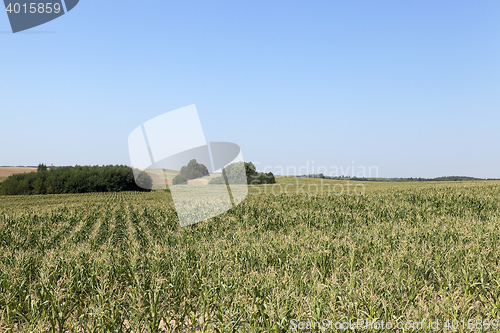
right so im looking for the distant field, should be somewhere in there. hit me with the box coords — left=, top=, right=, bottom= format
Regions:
left=1, top=178, right=499, bottom=331
left=0, top=166, right=37, bottom=180
left=141, top=168, right=221, bottom=188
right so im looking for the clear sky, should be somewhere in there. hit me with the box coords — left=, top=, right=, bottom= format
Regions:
left=1, top=1, right=499, bottom=178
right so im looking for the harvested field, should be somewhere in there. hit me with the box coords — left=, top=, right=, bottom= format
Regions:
left=0, top=167, right=37, bottom=179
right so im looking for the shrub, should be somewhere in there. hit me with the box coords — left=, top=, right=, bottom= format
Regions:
left=248, top=172, right=276, bottom=185
left=172, top=174, right=188, bottom=185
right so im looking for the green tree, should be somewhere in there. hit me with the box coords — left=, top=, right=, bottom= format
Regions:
left=135, top=170, right=153, bottom=189
left=245, top=162, right=256, bottom=177
left=179, top=159, right=209, bottom=179
left=172, top=174, right=188, bottom=185
left=0, top=165, right=152, bottom=196
left=209, top=161, right=276, bottom=185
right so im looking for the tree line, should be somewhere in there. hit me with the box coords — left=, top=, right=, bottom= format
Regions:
left=300, top=174, right=497, bottom=182
left=209, top=161, right=276, bottom=185
left=0, top=164, right=152, bottom=195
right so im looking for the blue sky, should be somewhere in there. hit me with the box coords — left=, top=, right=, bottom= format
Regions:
left=1, top=0, right=499, bottom=178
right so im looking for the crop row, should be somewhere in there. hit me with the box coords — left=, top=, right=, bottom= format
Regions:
left=0, top=182, right=499, bottom=331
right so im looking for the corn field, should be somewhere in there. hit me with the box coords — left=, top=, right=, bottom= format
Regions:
left=1, top=179, right=500, bottom=332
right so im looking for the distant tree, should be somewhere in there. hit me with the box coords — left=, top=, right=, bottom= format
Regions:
left=248, top=172, right=276, bottom=185
left=209, top=161, right=276, bottom=185
left=244, top=161, right=276, bottom=184
left=245, top=162, right=256, bottom=177
left=37, top=163, right=47, bottom=172
left=32, top=177, right=45, bottom=194
left=173, top=174, right=188, bottom=185
left=179, top=159, right=209, bottom=179
left=222, top=162, right=247, bottom=184
left=0, top=165, right=152, bottom=195
left=134, top=170, right=153, bottom=189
